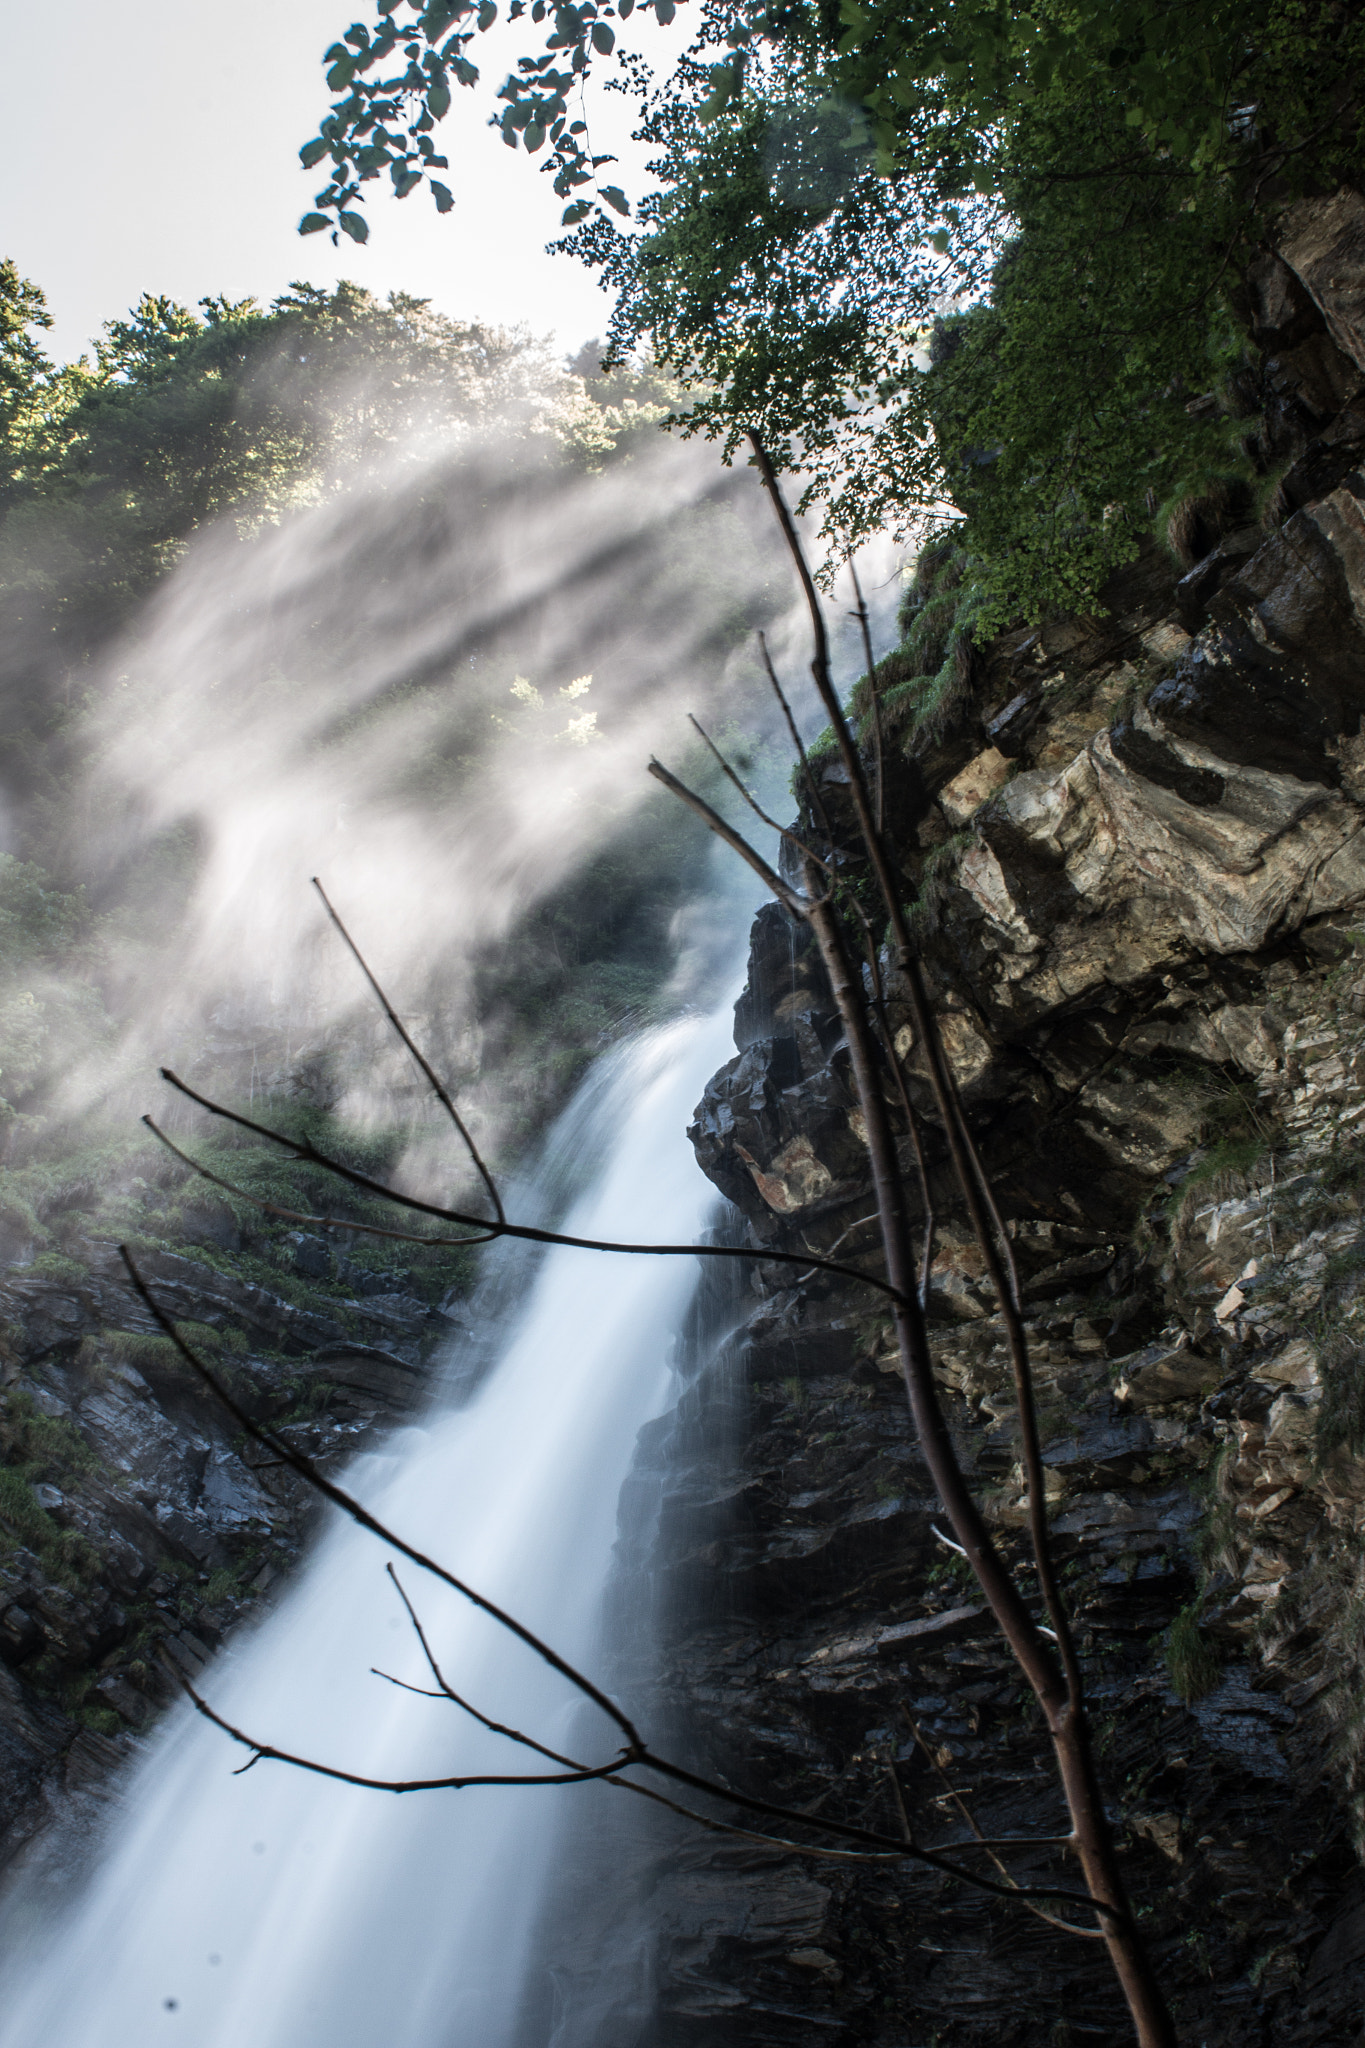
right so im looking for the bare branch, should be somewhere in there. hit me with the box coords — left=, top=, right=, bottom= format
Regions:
left=153, top=1068, right=907, bottom=1306
left=383, top=1564, right=592, bottom=1774
left=142, top=1116, right=497, bottom=1251
left=313, top=878, right=505, bottom=1226
left=901, top=1708, right=1103, bottom=1941
left=748, top=437, right=833, bottom=699
left=686, top=713, right=832, bottom=874
left=755, top=446, right=1080, bottom=1710
left=646, top=758, right=809, bottom=917
left=369, top=1670, right=448, bottom=1701
left=131, top=1254, right=1120, bottom=1927
left=849, top=559, right=885, bottom=837
left=122, top=1247, right=645, bottom=1750
left=756, top=630, right=836, bottom=851
left=746, top=436, right=1170, bottom=2038
left=174, top=1664, right=624, bottom=1794
left=167, top=1652, right=1116, bottom=1913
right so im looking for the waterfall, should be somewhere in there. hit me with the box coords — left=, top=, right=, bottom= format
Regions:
left=0, top=996, right=739, bottom=2048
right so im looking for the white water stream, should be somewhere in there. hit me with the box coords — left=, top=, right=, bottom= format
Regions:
left=0, top=999, right=737, bottom=2047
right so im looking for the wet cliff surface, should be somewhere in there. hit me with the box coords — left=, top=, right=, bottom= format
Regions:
left=632, top=190, right=1365, bottom=2044
left=8, top=184, right=1365, bottom=2046
left=0, top=1205, right=460, bottom=1873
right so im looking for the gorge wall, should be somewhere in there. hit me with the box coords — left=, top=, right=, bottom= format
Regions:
left=629, top=188, right=1365, bottom=2045
left=8, top=186, right=1365, bottom=2048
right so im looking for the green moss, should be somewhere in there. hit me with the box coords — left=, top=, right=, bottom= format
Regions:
left=2, top=1392, right=98, bottom=1475
left=102, top=1329, right=190, bottom=1375
left=27, top=1251, right=88, bottom=1285
left=1316, top=1330, right=1365, bottom=1456
left=907, top=830, right=974, bottom=940
left=0, top=1464, right=58, bottom=1546
left=1165, top=1605, right=1222, bottom=1702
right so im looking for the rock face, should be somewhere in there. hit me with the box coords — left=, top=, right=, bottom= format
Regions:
left=0, top=1228, right=454, bottom=1869
left=630, top=192, right=1365, bottom=2044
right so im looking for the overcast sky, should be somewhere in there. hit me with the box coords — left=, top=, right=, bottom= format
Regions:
left=6, top=0, right=669, bottom=367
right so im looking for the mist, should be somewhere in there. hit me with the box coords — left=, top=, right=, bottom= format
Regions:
left=0, top=317, right=900, bottom=1227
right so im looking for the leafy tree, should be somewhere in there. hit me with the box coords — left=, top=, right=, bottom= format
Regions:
left=0, top=270, right=602, bottom=788
left=301, top=0, right=1364, bottom=620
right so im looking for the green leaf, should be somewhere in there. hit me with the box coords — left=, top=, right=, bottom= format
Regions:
left=478, top=0, right=497, bottom=25
left=298, top=212, right=332, bottom=235
left=338, top=210, right=370, bottom=242
left=591, top=20, right=614, bottom=52
left=326, top=57, right=356, bottom=90
left=599, top=183, right=629, bottom=215
left=930, top=228, right=950, bottom=252
left=431, top=179, right=455, bottom=212
left=561, top=199, right=592, bottom=224
left=654, top=0, right=674, bottom=22
left=428, top=79, right=452, bottom=117
left=524, top=122, right=546, bottom=151
left=299, top=137, right=330, bottom=168
left=392, top=166, right=423, bottom=197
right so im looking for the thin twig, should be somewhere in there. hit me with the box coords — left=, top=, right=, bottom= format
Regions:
left=902, top=1708, right=1101, bottom=1940
left=757, top=630, right=836, bottom=851
left=849, top=559, right=885, bottom=836
left=382, top=1564, right=594, bottom=1773
left=154, top=1068, right=905, bottom=1307
left=686, top=714, right=833, bottom=874
left=143, top=1117, right=497, bottom=1251
left=312, top=877, right=505, bottom=1227
left=175, top=1669, right=623, bottom=1794
left=647, top=758, right=810, bottom=916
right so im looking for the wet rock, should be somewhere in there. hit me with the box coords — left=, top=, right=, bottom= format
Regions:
left=653, top=188, right=1365, bottom=2048
left=1116, top=1343, right=1223, bottom=1409
left=938, top=747, right=1013, bottom=827
left=1278, top=186, right=1365, bottom=374
left=286, top=1232, right=333, bottom=1280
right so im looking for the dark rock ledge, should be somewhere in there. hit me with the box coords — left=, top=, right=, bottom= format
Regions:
left=620, top=191, right=1365, bottom=2047
left=0, top=1231, right=450, bottom=1870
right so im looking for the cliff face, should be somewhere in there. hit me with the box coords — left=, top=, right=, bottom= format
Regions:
left=641, top=190, right=1365, bottom=2044
left=0, top=1216, right=456, bottom=1874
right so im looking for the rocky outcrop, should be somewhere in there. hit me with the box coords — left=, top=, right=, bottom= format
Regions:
left=0, top=1226, right=455, bottom=1868
left=640, top=189, right=1365, bottom=2044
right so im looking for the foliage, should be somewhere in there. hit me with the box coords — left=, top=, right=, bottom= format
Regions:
left=1316, top=1330, right=1365, bottom=1458
left=296, top=0, right=692, bottom=246
left=304, top=0, right=1364, bottom=620
left=0, top=852, right=100, bottom=1130
left=0, top=1390, right=104, bottom=1588
left=1166, top=1603, right=1223, bottom=1702
left=0, top=276, right=580, bottom=647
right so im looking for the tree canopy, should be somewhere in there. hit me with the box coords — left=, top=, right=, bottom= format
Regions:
left=301, top=0, right=1365, bottom=624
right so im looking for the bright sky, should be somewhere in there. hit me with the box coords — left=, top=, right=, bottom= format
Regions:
left=6, top=0, right=670, bottom=368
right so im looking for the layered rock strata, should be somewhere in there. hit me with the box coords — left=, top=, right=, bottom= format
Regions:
left=0, top=1226, right=455, bottom=1871
left=634, top=190, right=1365, bottom=2045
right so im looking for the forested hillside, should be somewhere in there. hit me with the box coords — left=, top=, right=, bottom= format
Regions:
left=0, top=263, right=793, bottom=1832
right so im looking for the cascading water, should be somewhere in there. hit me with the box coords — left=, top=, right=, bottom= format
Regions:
left=0, top=995, right=739, bottom=2048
